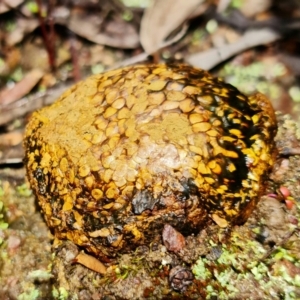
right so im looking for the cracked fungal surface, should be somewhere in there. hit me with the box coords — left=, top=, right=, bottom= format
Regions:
left=23, top=63, right=277, bottom=258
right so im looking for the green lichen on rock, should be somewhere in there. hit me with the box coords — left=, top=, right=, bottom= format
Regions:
left=192, top=214, right=300, bottom=299
left=16, top=183, right=32, bottom=198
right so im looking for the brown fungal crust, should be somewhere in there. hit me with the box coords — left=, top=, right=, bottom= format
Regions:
left=23, top=64, right=277, bottom=258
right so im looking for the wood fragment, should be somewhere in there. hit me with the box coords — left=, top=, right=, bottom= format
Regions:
left=0, top=69, right=44, bottom=106
left=186, top=28, right=280, bottom=70
left=75, top=252, right=107, bottom=274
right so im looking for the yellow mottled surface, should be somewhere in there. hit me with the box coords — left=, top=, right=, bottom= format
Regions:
left=24, top=64, right=277, bottom=258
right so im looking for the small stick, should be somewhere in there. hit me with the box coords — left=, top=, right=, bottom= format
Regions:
left=35, top=0, right=56, bottom=70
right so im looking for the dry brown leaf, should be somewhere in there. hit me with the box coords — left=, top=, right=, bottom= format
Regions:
left=0, top=131, right=23, bottom=147
left=0, top=144, right=24, bottom=165
left=0, top=48, right=21, bottom=77
left=75, top=252, right=107, bottom=274
left=140, top=0, right=205, bottom=54
left=238, top=0, right=271, bottom=18
left=0, top=69, right=44, bottom=106
left=0, top=0, right=24, bottom=14
left=0, top=131, right=24, bottom=165
left=65, top=11, right=139, bottom=49
left=6, top=18, right=39, bottom=46
left=217, top=0, right=231, bottom=12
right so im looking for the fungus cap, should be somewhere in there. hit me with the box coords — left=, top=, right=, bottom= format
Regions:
left=24, top=64, right=277, bottom=258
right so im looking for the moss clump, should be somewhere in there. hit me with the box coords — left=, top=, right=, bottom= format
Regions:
left=52, top=287, right=69, bottom=300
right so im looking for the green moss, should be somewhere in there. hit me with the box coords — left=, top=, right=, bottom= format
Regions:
left=5, top=20, right=16, bottom=32
left=52, top=287, right=70, bottom=300
left=274, top=247, right=296, bottom=262
left=191, top=29, right=206, bottom=44
left=27, top=269, right=53, bottom=281
left=120, top=0, right=150, bottom=8
left=91, top=64, right=105, bottom=75
left=0, top=182, right=8, bottom=231
left=230, top=0, right=243, bottom=9
left=115, top=265, right=130, bottom=279
left=250, top=262, right=268, bottom=281
left=10, top=67, right=23, bottom=82
left=219, top=61, right=286, bottom=101
left=192, top=258, right=211, bottom=280
left=289, top=86, right=300, bottom=103
left=16, top=184, right=32, bottom=197
left=122, top=10, right=133, bottom=21
left=26, top=1, right=39, bottom=14
left=17, top=288, right=39, bottom=300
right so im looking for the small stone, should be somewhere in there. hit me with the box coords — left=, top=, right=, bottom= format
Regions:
left=7, top=235, right=21, bottom=250
left=162, top=224, right=185, bottom=252
left=279, top=186, right=291, bottom=198
left=169, top=265, right=194, bottom=292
